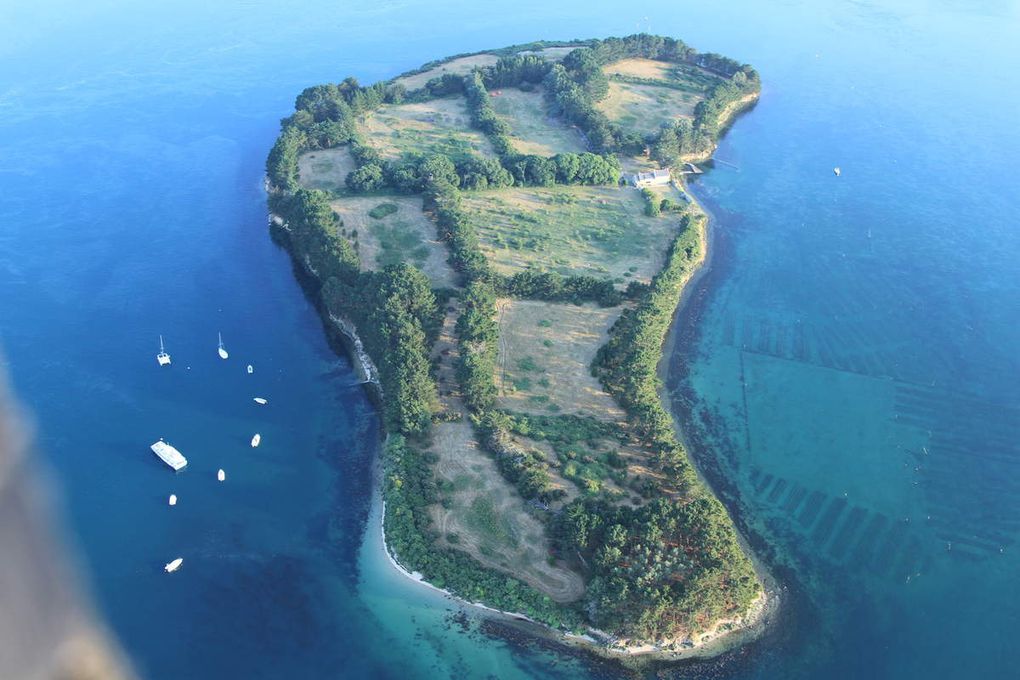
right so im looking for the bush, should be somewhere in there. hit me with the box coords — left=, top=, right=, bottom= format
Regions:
left=368, top=202, right=399, bottom=219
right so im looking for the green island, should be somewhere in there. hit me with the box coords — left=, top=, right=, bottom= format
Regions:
left=266, top=34, right=767, bottom=659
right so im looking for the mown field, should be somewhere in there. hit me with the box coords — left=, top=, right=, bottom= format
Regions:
left=428, top=420, right=585, bottom=602
left=358, top=97, right=495, bottom=162
left=393, top=53, right=501, bottom=90
left=297, top=147, right=356, bottom=193
left=489, top=86, right=586, bottom=156
left=495, top=299, right=625, bottom=419
left=328, top=195, right=456, bottom=287
left=462, top=185, right=682, bottom=284
left=597, top=58, right=721, bottom=136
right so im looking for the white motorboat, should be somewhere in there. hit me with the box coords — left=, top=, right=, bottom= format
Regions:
left=833, top=166, right=841, bottom=176
left=217, top=469, right=226, bottom=482
left=156, top=335, right=171, bottom=366
left=251, top=433, right=261, bottom=448
left=253, top=397, right=268, bottom=405
left=164, top=557, right=183, bottom=573
left=218, top=332, right=229, bottom=359
left=247, top=364, right=253, bottom=374
left=168, top=494, right=177, bottom=506
left=151, top=440, right=187, bottom=471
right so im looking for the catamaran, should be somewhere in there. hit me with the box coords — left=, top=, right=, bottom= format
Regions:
left=156, top=335, right=171, bottom=366
left=150, top=439, right=187, bottom=471
left=218, top=332, right=229, bottom=359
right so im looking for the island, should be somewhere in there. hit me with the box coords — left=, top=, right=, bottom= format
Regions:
left=266, top=35, right=767, bottom=659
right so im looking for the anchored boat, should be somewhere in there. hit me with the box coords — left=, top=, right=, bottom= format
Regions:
left=151, top=440, right=187, bottom=471
left=164, top=557, right=183, bottom=573
left=218, top=332, right=229, bottom=359
left=247, top=364, right=253, bottom=374
left=251, top=433, right=261, bottom=448
left=253, top=397, right=268, bottom=405
left=156, top=335, right=171, bottom=366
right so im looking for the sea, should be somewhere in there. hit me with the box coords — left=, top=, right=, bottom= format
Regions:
left=1, top=1, right=1017, bottom=678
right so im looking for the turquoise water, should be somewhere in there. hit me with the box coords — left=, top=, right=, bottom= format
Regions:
left=1, top=1, right=1017, bottom=678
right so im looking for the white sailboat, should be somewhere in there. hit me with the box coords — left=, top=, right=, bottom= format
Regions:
left=164, top=557, right=183, bottom=573
left=251, top=433, right=261, bottom=448
left=218, top=332, right=229, bottom=360
left=156, top=335, right=171, bottom=366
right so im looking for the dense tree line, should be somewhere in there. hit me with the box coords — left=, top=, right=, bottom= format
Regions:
left=593, top=213, right=705, bottom=489
left=321, top=263, right=440, bottom=435
left=555, top=495, right=759, bottom=640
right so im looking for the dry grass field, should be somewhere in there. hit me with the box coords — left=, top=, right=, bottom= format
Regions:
left=358, top=97, right=494, bottom=162
left=516, top=46, right=578, bottom=62
left=489, top=86, right=586, bottom=156
left=494, top=299, right=626, bottom=420
left=428, top=420, right=585, bottom=602
left=393, top=54, right=501, bottom=90
left=597, top=58, right=722, bottom=136
left=328, top=195, right=456, bottom=287
left=296, top=147, right=356, bottom=193
left=462, top=185, right=682, bottom=284
left=597, top=82, right=700, bottom=136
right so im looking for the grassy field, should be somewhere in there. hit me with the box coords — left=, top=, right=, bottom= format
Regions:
left=462, top=185, right=682, bottom=284
left=393, top=54, right=501, bottom=90
left=489, top=86, right=586, bottom=156
left=495, top=299, right=626, bottom=420
left=358, top=97, right=494, bottom=162
left=597, top=58, right=721, bottom=136
left=428, top=420, right=585, bottom=602
left=296, top=147, right=356, bottom=193
left=328, top=195, right=456, bottom=287
left=516, top=46, right=579, bottom=62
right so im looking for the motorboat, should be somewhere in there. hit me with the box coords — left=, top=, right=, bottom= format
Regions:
left=253, top=397, right=268, bottom=405
left=247, top=364, right=253, bottom=374
left=150, top=440, right=187, bottom=471
left=164, top=557, right=183, bottom=573
left=218, top=332, right=229, bottom=359
left=251, top=433, right=261, bottom=448
left=217, top=469, right=226, bottom=482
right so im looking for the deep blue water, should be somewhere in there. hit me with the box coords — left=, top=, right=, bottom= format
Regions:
left=1, top=1, right=1017, bottom=678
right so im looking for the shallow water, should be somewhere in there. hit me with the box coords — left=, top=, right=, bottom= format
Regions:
left=1, top=1, right=1017, bottom=678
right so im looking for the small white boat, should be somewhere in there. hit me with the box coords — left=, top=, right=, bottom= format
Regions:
left=247, top=364, right=254, bottom=374
left=251, top=433, right=261, bottom=448
left=218, top=332, right=229, bottom=360
left=253, top=397, right=268, bottom=405
left=164, top=557, right=183, bottom=573
left=156, top=335, right=171, bottom=366
left=151, top=440, right=187, bottom=471
left=168, top=494, right=177, bottom=506
left=217, top=468, right=226, bottom=482
left=833, top=166, right=841, bottom=176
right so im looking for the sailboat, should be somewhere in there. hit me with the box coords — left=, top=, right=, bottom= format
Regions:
left=156, top=335, right=171, bottom=366
left=218, top=332, right=229, bottom=360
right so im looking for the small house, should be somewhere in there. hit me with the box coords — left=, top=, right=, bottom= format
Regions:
left=625, top=168, right=672, bottom=187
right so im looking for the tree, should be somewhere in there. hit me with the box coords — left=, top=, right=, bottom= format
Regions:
left=346, top=164, right=384, bottom=192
